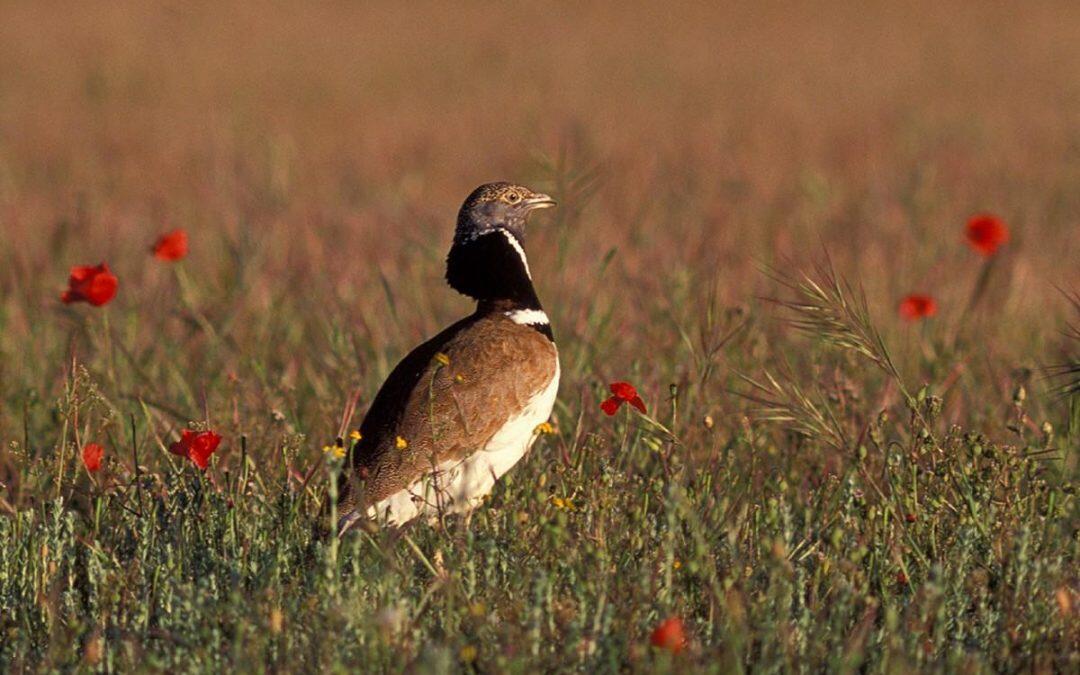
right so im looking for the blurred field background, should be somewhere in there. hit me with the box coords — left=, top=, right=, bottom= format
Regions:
left=1, top=1, right=1078, bottom=671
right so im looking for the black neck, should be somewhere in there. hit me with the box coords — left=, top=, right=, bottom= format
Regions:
left=445, top=230, right=543, bottom=311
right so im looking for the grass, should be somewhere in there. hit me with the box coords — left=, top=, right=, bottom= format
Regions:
left=1, top=1, right=1078, bottom=671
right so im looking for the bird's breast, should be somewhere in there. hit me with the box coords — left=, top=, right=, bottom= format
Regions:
left=480, top=349, right=559, bottom=471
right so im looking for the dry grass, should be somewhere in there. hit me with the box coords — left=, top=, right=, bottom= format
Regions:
left=0, top=1, right=1077, bottom=671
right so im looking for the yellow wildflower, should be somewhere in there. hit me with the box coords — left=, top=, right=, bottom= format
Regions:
left=395, top=436, right=408, bottom=450
left=349, top=430, right=362, bottom=441
left=551, top=495, right=575, bottom=511
left=434, top=352, right=450, bottom=366
left=333, top=445, right=346, bottom=458
left=459, top=645, right=478, bottom=663
left=534, top=421, right=555, bottom=435
left=673, top=559, right=682, bottom=570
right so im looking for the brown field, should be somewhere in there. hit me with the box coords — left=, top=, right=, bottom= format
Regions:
left=2, top=1, right=1078, bottom=400
left=1, top=1, right=1077, bottom=671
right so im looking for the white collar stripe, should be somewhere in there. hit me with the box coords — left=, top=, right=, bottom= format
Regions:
left=505, top=309, right=549, bottom=326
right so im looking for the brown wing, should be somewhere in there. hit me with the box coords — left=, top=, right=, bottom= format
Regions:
left=341, top=313, right=556, bottom=513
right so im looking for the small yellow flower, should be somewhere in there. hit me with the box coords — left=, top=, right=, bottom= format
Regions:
left=434, top=352, right=450, bottom=366
left=333, top=445, right=346, bottom=458
left=459, top=645, right=478, bottom=663
left=534, top=421, right=555, bottom=435
left=395, top=436, right=408, bottom=450
left=673, top=559, right=682, bottom=570
left=322, top=445, right=335, bottom=454
left=349, top=430, right=362, bottom=441
left=550, top=495, right=575, bottom=511
left=454, top=374, right=465, bottom=383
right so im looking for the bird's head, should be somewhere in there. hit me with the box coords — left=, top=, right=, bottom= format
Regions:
left=454, top=182, right=556, bottom=245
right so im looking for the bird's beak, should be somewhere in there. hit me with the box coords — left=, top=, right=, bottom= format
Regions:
left=524, top=193, right=557, bottom=210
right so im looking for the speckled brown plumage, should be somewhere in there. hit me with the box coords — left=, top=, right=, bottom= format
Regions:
left=465, top=182, right=536, bottom=205
left=337, top=308, right=557, bottom=518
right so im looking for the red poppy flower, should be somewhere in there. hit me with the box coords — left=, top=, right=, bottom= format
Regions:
left=649, top=617, right=687, bottom=654
left=898, top=294, right=937, bottom=321
left=152, top=229, right=189, bottom=261
left=169, top=429, right=222, bottom=470
left=81, top=443, right=104, bottom=472
left=965, top=214, right=1009, bottom=257
left=600, top=381, right=647, bottom=415
left=60, top=263, right=118, bottom=306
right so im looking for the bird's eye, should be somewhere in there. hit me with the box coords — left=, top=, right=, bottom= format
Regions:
left=504, top=192, right=522, bottom=204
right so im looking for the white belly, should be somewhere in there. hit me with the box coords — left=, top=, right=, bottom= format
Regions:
left=369, top=356, right=560, bottom=527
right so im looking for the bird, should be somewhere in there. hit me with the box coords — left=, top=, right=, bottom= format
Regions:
left=335, top=182, right=559, bottom=535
